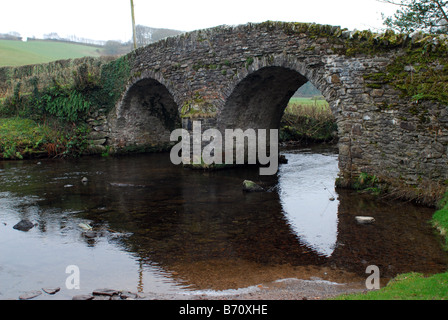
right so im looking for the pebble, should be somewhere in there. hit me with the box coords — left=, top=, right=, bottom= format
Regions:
left=355, top=216, right=375, bottom=224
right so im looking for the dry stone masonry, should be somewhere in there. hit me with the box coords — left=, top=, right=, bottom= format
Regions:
left=1, top=21, right=447, bottom=204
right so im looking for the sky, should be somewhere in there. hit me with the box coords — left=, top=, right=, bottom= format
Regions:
left=0, top=0, right=399, bottom=42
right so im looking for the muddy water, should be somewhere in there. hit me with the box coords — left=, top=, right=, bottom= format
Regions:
left=0, top=145, right=446, bottom=300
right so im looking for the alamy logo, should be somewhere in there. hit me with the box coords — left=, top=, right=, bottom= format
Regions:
left=365, top=265, right=380, bottom=290
left=170, top=121, right=279, bottom=175
left=65, top=265, right=80, bottom=290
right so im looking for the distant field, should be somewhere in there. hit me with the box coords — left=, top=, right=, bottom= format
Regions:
left=0, top=40, right=105, bottom=67
left=289, top=97, right=329, bottom=107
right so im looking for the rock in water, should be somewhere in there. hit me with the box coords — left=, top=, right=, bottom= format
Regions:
left=242, top=180, right=265, bottom=192
left=92, top=288, right=120, bottom=296
left=13, top=219, right=35, bottom=231
left=19, top=291, right=42, bottom=300
left=72, top=294, right=94, bottom=300
left=42, top=287, right=60, bottom=295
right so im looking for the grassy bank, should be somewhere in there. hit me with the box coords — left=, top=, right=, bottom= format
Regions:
left=0, top=54, right=134, bottom=160
left=0, top=40, right=104, bottom=67
left=0, top=117, right=89, bottom=159
left=280, top=97, right=337, bottom=144
left=335, top=192, right=448, bottom=300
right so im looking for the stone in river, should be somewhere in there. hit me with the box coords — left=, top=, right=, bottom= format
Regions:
left=355, top=216, right=375, bottom=224
left=92, top=288, right=120, bottom=296
left=42, top=287, right=60, bottom=295
left=13, top=219, right=35, bottom=231
left=242, top=180, right=265, bottom=192
left=120, top=291, right=138, bottom=299
left=19, top=291, right=42, bottom=300
left=72, top=294, right=94, bottom=300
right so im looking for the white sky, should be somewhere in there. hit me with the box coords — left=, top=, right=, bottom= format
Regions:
left=0, top=0, right=399, bottom=42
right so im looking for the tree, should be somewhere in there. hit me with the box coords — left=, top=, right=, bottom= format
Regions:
left=380, top=0, right=448, bottom=34
left=104, top=40, right=123, bottom=55
left=136, top=25, right=153, bottom=47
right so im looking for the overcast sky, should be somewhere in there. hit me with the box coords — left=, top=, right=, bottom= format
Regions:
left=1, top=0, right=399, bottom=41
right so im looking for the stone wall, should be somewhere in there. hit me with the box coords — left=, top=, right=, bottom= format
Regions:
left=0, top=56, right=111, bottom=97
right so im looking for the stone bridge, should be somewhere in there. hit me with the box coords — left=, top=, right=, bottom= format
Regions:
left=1, top=21, right=447, bottom=204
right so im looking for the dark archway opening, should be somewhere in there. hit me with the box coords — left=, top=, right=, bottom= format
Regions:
left=115, top=78, right=180, bottom=149
left=218, top=67, right=308, bottom=131
left=218, top=66, right=337, bottom=145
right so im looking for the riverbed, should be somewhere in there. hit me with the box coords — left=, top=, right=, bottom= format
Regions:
left=0, top=145, right=446, bottom=300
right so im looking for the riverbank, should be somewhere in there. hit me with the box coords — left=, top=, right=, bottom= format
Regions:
left=14, top=277, right=367, bottom=300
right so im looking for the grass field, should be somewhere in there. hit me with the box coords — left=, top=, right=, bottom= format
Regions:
left=288, top=96, right=329, bottom=107
left=0, top=40, right=104, bottom=67
left=280, top=96, right=336, bottom=143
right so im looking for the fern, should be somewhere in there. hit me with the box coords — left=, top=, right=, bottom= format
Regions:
left=37, top=86, right=91, bottom=122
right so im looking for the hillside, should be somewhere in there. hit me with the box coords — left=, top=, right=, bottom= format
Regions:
left=0, top=40, right=105, bottom=67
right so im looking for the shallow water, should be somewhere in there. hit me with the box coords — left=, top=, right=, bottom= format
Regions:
left=0, top=145, right=446, bottom=299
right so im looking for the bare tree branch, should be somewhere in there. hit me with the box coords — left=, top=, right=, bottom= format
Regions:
left=434, top=0, right=448, bottom=22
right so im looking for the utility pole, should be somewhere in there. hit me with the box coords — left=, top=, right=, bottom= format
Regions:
left=130, top=0, right=137, bottom=49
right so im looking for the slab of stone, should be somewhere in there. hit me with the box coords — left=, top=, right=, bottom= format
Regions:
left=19, top=291, right=42, bottom=300
left=92, top=288, right=120, bottom=296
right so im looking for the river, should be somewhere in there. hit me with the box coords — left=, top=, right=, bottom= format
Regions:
left=0, top=145, right=446, bottom=300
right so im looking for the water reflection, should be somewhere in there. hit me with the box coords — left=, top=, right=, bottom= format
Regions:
left=279, top=148, right=339, bottom=257
left=0, top=147, right=446, bottom=299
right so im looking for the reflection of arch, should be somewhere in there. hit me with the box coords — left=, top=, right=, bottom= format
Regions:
left=218, top=55, right=340, bottom=131
left=112, top=75, right=180, bottom=148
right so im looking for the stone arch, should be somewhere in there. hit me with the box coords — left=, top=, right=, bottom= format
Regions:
left=109, top=73, right=180, bottom=149
left=218, top=54, right=340, bottom=131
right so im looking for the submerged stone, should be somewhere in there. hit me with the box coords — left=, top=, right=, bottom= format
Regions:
left=242, top=180, right=265, bottom=192
left=355, top=216, right=375, bottom=224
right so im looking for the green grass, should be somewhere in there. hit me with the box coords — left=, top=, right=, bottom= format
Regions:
left=0, top=117, right=65, bottom=159
left=280, top=97, right=336, bottom=143
left=433, top=193, right=448, bottom=250
left=335, top=272, right=448, bottom=300
left=288, top=96, right=329, bottom=108
left=335, top=192, right=448, bottom=300
left=0, top=40, right=104, bottom=67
